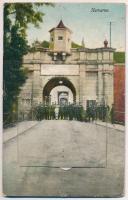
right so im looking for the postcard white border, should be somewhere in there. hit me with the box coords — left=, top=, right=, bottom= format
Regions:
left=0, top=1, right=128, bottom=200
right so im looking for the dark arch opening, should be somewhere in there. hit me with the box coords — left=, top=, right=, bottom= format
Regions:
left=43, top=77, right=76, bottom=104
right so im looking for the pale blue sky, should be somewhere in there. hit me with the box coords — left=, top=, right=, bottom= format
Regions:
left=27, top=3, right=125, bottom=51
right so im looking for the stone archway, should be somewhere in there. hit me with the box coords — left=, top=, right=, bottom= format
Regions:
left=43, top=77, right=76, bottom=104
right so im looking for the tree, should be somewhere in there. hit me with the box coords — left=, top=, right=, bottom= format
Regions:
left=71, top=42, right=82, bottom=48
left=41, top=40, right=49, bottom=48
left=3, top=3, right=53, bottom=123
left=31, top=40, right=82, bottom=50
left=31, top=40, right=50, bottom=50
left=114, top=52, right=125, bottom=63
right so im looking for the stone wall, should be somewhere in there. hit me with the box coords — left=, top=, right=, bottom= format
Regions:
left=19, top=47, right=115, bottom=117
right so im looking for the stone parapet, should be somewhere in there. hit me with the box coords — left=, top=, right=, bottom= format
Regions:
left=23, top=59, right=114, bottom=65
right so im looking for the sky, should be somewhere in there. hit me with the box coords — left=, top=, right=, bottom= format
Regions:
left=26, top=3, right=125, bottom=51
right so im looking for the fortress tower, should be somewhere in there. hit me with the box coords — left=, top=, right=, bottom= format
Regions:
left=49, top=20, right=72, bottom=53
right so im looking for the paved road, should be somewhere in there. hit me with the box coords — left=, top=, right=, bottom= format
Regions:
left=3, top=120, right=124, bottom=197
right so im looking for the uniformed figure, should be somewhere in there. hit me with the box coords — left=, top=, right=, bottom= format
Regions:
left=92, top=104, right=95, bottom=121
left=45, top=105, right=48, bottom=119
left=63, top=105, right=67, bottom=120
left=86, top=106, right=91, bottom=121
left=95, top=105, right=99, bottom=120
left=75, top=105, right=79, bottom=121
left=35, top=106, right=42, bottom=121
left=74, top=104, right=78, bottom=121
left=86, top=105, right=95, bottom=122
left=110, top=104, right=115, bottom=124
left=106, top=105, right=110, bottom=122
left=51, top=104, right=55, bottom=119
left=98, top=104, right=102, bottom=120
left=102, top=105, right=107, bottom=122
left=68, top=104, right=73, bottom=120
left=50, top=105, right=54, bottom=119
left=78, top=105, right=82, bottom=121
left=90, top=106, right=95, bottom=121
left=83, top=109, right=87, bottom=122
left=66, top=105, right=69, bottom=119
left=41, top=105, right=45, bottom=120
left=59, top=106, right=63, bottom=119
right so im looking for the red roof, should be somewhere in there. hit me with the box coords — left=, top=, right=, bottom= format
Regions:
left=49, top=20, right=72, bottom=33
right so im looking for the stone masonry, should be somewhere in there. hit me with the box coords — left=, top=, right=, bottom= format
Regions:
left=19, top=20, right=115, bottom=118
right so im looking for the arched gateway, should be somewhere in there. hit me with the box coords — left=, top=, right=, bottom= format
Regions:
left=43, top=77, right=76, bottom=104
left=19, top=20, right=115, bottom=118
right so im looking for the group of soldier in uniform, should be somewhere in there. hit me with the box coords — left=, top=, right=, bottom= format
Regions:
left=86, top=104, right=110, bottom=122
left=58, top=104, right=84, bottom=121
left=34, top=104, right=55, bottom=120
left=34, top=104, right=84, bottom=121
left=33, top=103, right=115, bottom=123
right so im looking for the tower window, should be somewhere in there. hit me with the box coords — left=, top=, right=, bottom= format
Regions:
left=58, top=36, right=63, bottom=40
left=51, top=37, right=54, bottom=42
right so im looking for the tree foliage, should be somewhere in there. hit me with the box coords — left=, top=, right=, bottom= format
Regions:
left=3, top=3, right=52, bottom=120
left=40, top=40, right=50, bottom=48
left=71, top=42, right=82, bottom=48
left=114, top=52, right=125, bottom=63
left=31, top=40, right=50, bottom=50
left=31, top=40, right=82, bottom=49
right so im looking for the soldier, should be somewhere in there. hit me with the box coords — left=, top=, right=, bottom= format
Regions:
left=66, top=104, right=69, bottom=120
left=79, top=105, right=83, bottom=121
left=89, top=105, right=93, bottom=122
left=102, top=104, right=107, bottom=122
left=74, top=104, right=77, bottom=120
left=63, top=105, right=67, bottom=120
left=110, top=104, right=115, bottom=124
left=40, top=105, right=44, bottom=120
left=91, top=105, right=96, bottom=122
left=86, top=106, right=90, bottom=122
left=86, top=105, right=94, bottom=122
left=75, top=105, right=79, bottom=121
left=51, top=104, right=55, bottom=119
left=68, top=104, right=73, bottom=120
left=59, top=106, right=63, bottom=119
left=65, top=105, right=68, bottom=120
left=44, top=105, right=48, bottom=120
left=34, top=107, right=38, bottom=120
left=43, top=104, right=45, bottom=120
left=95, top=104, right=98, bottom=121
left=71, top=104, right=74, bottom=120
left=106, top=105, right=110, bottom=122
left=44, top=105, right=46, bottom=119
left=84, top=109, right=87, bottom=122
left=36, top=106, right=42, bottom=121
left=48, top=105, right=51, bottom=120
left=61, top=106, right=64, bottom=119
left=98, top=104, right=102, bottom=120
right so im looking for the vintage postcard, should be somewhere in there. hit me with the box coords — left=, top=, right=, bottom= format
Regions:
left=3, top=2, right=125, bottom=197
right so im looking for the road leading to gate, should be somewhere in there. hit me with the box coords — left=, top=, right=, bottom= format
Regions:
left=3, top=120, right=124, bottom=197
left=18, top=120, right=106, bottom=167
